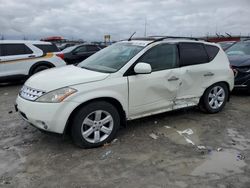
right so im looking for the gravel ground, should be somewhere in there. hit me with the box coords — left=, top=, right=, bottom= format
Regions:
left=0, top=83, right=250, bottom=188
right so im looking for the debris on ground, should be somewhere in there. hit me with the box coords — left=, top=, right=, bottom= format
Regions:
left=231, top=139, right=236, bottom=145
left=101, top=150, right=112, bottom=160
left=111, top=138, right=118, bottom=144
left=164, top=125, right=171, bottom=129
left=217, top=147, right=223, bottom=152
left=149, top=133, right=158, bottom=140
left=197, top=145, right=206, bottom=150
left=177, top=128, right=194, bottom=136
left=3, top=146, right=10, bottom=150
left=236, top=153, right=245, bottom=161
left=8, top=110, right=13, bottom=114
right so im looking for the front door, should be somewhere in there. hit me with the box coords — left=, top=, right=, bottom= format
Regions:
left=127, top=43, right=181, bottom=119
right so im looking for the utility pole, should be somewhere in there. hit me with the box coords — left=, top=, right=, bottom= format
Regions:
left=144, top=17, right=147, bottom=37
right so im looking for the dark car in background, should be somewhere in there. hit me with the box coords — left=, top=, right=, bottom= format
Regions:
left=62, top=44, right=105, bottom=64
left=58, top=43, right=78, bottom=51
left=218, top=41, right=236, bottom=50
left=226, top=40, right=250, bottom=93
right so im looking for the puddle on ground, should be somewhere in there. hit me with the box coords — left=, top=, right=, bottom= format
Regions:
left=191, top=149, right=246, bottom=176
left=157, top=124, right=248, bottom=176
left=156, top=119, right=202, bottom=146
left=191, top=128, right=248, bottom=176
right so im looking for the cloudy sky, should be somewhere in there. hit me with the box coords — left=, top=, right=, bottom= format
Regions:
left=0, top=0, right=249, bottom=41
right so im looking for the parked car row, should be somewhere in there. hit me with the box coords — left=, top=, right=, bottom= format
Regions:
left=0, top=41, right=106, bottom=82
left=226, top=40, right=250, bottom=92
left=15, top=37, right=234, bottom=148
left=0, top=40, right=65, bottom=82
left=1, top=36, right=249, bottom=148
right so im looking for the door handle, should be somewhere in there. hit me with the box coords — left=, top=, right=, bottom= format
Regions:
left=28, top=55, right=36, bottom=58
left=203, top=72, right=214, bottom=77
left=168, top=76, right=179, bottom=81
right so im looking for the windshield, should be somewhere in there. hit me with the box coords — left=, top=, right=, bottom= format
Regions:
left=77, top=42, right=144, bottom=73
left=226, top=41, right=250, bottom=55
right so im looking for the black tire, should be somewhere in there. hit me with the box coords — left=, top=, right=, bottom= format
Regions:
left=31, top=65, right=50, bottom=75
left=199, top=83, right=229, bottom=114
left=71, top=101, right=120, bottom=148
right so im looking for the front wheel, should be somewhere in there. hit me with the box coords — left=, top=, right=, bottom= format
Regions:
left=199, top=83, right=229, bottom=113
left=71, top=101, right=120, bottom=148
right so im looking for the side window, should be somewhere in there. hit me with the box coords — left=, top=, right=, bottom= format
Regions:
left=205, top=45, right=219, bottom=61
left=179, top=43, right=209, bottom=66
left=87, top=45, right=99, bottom=51
left=1, top=44, right=33, bottom=56
left=138, top=44, right=178, bottom=71
left=74, top=46, right=86, bottom=53
left=34, top=44, right=60, bottom=53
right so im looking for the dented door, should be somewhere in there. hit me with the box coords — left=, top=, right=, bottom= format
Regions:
left=127, top=43, right=181, bottom=118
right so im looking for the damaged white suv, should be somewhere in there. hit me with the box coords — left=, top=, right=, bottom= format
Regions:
left=16, top=37, right=234, bottom=148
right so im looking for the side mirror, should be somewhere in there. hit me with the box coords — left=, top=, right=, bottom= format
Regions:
left=134, top=62, right=152, bottom=74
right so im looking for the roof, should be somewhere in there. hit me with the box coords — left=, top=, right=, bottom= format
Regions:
left=0, top=40, right=51, bottom=44
left=119, top=37, right=217, bottom=47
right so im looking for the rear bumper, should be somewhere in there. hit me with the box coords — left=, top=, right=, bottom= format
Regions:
left=16, top=95, right=79, bottom=134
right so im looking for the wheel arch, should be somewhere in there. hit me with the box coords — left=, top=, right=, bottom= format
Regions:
left=63, top=97, right=127, bottom=135
left=202, top=81, right=231, bottom=102
left=29, top=61, right=55, bottom=75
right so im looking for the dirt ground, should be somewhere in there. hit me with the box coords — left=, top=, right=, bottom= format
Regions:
left=0, top=83, right=250, bottom=188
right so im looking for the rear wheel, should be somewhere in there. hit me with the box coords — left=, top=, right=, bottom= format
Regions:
left=71, top=101, right=120, bottom=148
left=199, top=83, right=228, bottom=113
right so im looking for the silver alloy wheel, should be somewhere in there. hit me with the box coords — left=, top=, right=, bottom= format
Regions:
left=81, top=110, right=114, bottom=143
left=208, top=86, right=225, bottom=109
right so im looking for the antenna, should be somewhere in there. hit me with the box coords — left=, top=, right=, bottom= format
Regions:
left=128, top=32, right=136, bottom=41
left=226, top=32, right=232, bottom=37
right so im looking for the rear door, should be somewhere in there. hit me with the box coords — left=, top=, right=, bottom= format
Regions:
left=0, top=43, right=34, bottom=76
left=127, top=43, right=181, bottom=118
left=175, top=42, right=211, bottom=107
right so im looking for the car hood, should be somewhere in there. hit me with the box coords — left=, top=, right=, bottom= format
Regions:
left=25, top=65, right=110, bottom=92
left=228, top=55, right=250, bottom=67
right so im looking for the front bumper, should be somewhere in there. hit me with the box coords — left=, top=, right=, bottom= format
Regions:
left=16, top=95, right=79, bottom=134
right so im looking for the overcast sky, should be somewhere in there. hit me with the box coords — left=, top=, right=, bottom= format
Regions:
left=0, top=0, right=249, bottom=41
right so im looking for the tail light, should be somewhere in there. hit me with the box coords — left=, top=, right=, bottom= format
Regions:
left=56, top=53, right=64, bottom=60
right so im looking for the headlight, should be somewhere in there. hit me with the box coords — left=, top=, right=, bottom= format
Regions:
left=36, top=87, right=77, bottom=103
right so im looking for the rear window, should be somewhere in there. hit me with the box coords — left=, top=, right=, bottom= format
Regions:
left=179, top=43, right=209, bottom=66
left=205, top=45, right=219, bottom=61
left=34, top=44, right=60, bottom=53
left=0, top=44, right=33, bottom=56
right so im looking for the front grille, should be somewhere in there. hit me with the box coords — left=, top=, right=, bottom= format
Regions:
left=19, top=85, right=45, bottom=101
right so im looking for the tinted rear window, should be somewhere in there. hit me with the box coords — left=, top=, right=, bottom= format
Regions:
left=205, top=45, right=219, bottom=61
left=0, top=44, right=33, bottom=56
left=34, top=44, right=59, bottom=53
left=179, top=43, right=209, bottom=66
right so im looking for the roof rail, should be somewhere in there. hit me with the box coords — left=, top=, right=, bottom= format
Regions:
left=146, top=36, right=201, bottom=46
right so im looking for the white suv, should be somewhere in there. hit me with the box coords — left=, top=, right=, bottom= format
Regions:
left=16, top=37, right=234, bottom=148
left=0, top=40, right=66, bottom=82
